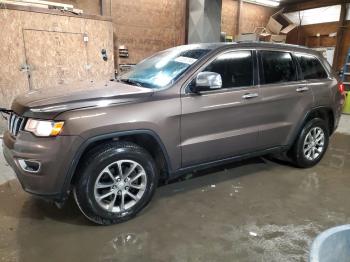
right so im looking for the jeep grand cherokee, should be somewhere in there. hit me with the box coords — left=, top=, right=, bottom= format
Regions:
left=1, top=42, right=345, bottom=225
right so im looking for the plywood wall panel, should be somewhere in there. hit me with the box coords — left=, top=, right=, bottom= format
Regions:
left=21, top=13, right=83, bottom=34
left=58, top=0, right=100, bottom=15
left=0, top=9, right=29, bottom=109
left=23, top=30, right=88, bottom=90
left=0, top=7, right=114, bottom=109
left=85, top=19, right=115, bottom=80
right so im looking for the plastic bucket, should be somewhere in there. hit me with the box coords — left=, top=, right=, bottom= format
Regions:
left=343, top=91, right=350, bottom=114
left=310, top=225, right=350, bottom=262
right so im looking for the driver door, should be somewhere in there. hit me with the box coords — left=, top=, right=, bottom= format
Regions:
left=180, top=50, right=261, bottom=167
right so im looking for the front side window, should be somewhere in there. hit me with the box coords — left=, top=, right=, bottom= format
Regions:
left=260, top=51, right=297, bottom=84
left=203, top=50, right=253, bottom=89
left=295, top=53, right=328, bottom=80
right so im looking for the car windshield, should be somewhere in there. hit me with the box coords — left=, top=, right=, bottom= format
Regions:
left=119, top=47, right=212, bottom=89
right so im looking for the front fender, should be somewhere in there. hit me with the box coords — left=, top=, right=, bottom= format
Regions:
left=60, top=129, right=172, bottom=200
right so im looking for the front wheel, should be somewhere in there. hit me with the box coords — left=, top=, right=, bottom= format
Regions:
left=289, top=118, right=329, bottom=168
left=73, top=142, right=158, bottom=225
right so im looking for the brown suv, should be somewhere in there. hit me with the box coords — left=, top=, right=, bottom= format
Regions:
left=1, top=42, right=345, bottom=224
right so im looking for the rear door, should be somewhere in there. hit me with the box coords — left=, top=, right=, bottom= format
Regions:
left=257, top=50, right=314, bottom=148
left=180, top=50, right=261, bottom=167
left=294, top=53, right=333, bottom=107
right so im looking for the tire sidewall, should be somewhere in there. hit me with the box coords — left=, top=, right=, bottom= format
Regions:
left=294, top=118, right=329, bottom=168
left=75, top=145, right=158, bottom=224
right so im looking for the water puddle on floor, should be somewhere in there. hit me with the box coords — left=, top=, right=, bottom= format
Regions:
left=0, top=133, right=349, bottom=261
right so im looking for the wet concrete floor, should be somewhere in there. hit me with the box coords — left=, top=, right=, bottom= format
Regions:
left=1, top=133, right=350, bottom=262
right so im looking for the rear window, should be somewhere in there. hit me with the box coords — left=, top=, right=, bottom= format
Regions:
left=260, top=51, right=297, bottom=84
left=295, top=53, right=328, bottom=80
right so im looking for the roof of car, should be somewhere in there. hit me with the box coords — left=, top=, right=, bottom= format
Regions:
left=183, top=41, right=318, bottom=55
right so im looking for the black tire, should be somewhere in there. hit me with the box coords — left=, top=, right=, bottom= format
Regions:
left=289, top=118, right=329, bottom=168
left=73, top=141, right=158, bottom=225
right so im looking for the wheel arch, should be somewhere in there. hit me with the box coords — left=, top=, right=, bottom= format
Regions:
left=289, top=106, right=335, bottom=147
left=61, top=130, right=172, bottom=199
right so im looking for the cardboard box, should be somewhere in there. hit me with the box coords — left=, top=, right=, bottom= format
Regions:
left=236, top=33, right=259, bottom=41
left=235, top=9, right=296, bottom=43
left=269, top=34, right=287, bottom=43
left=256, top=33, right=286, bottom=43
left=266, top=9, right=297, bottom=35
left=254, top=27, right=272, bottom=42
left=236, top=30, right=286, bottom=43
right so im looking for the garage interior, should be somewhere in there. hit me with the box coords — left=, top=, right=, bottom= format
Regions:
left=1, top=0, right=350, bottom=261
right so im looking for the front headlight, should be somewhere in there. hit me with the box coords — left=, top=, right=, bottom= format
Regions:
left=24, top=119, right=64, bottom=137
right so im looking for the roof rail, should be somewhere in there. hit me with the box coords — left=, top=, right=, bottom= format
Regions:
left=235, top=40, right=307, bottom=49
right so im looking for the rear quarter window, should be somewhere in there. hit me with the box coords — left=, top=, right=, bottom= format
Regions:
left=295, top=53, right=328, bottom=80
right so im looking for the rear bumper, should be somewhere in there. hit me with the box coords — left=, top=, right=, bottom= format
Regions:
left=332, top=92, right=346, bottom=134
left=2, top=130, right=83, bottom=201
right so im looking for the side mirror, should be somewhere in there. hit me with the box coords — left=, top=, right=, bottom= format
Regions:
left=191, top=72, right=222, bottom=93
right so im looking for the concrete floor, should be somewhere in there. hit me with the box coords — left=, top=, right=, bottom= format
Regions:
left=0, top=116, right=350, bottom=262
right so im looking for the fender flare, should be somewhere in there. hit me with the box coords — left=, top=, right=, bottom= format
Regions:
left=288, top=106, right=335, bottom=147
left=60, top=129, right=172, bottom=199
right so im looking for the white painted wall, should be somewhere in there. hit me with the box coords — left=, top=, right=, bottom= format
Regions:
left=285, top=5, right=340, bottom=26
left=312, top=47, right=335, bottom=66
left=285, top=4, right=350, bottom=26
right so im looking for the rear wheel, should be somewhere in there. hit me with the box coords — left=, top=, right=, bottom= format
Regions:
left=74, top=142, right=158, bottom=225
left=289, top=118, right=329, bottom=168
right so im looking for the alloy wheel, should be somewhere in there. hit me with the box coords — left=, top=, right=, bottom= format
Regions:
left=303, top=127, right=325, bottom=161
left=94, top=160, right=147, bottom=213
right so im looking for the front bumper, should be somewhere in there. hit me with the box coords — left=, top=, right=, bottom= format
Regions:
left=2, top=130, right=83, bottom=200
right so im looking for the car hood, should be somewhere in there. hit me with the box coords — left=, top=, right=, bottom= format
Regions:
left=12, top=80, right=154, bottom=118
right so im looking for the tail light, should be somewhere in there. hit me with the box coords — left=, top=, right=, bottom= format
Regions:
left=338, top=82, right=345, bottom=94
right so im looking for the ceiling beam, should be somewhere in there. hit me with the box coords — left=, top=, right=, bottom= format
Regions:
left=236, top=0, right=242, bottom=35
left=185, top=0, right=189, bottom=44
left=333, top=2, right=347, bottom=70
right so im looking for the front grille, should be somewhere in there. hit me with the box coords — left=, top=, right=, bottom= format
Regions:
left=8, top=113, right=25, bottom=136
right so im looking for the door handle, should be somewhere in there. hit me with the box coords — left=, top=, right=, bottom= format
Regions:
left=296, top=86, right=309, bottom=92
left=242, top=93, right=259, bottom=99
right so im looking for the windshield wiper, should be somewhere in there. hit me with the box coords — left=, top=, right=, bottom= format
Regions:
left=119, top=78, right=143, bottom=87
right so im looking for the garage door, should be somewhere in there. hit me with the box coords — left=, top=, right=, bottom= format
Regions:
left=23, top=29, right=88, bottom=90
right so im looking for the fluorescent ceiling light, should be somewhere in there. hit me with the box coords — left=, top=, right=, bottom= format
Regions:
left=244, top=0, right=280, bottom=7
